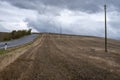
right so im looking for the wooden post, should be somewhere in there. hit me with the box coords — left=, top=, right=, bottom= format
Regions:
left=104, top=4, right=108, bottom=52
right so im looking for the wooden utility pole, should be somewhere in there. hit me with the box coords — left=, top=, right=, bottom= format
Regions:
left=104, top=1, right=108, bottom=52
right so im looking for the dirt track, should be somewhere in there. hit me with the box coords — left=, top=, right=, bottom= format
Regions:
left=0, top=33, right=120, bottom=80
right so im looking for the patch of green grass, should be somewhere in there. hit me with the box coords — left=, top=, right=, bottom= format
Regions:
left=0, top=49, right=8, bottom=55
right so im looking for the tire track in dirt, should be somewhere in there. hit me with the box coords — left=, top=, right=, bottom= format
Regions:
left=0, top=34, right=120, bottom=80
left=21, top=34, right=120, bottom=80
left=49, top=34, right=120, bottom=80
left=19, top=34, right=68, bottom=80
left=0, top=34, right=45, bottom=80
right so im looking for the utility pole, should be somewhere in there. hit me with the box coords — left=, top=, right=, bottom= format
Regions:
left=104, top=0, right=108, bottom=52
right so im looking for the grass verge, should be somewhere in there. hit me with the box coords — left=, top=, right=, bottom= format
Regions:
left=0, top=49, right=8, bottom=55
left=0, top=34, right=40, bottom=56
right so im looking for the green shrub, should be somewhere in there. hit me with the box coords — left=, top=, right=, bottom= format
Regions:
left=2, top=29, right=32, bottom=41
left=10, top=29, right=32, bottom=39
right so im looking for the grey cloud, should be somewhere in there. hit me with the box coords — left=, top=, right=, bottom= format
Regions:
left=0, top=20, right=4, bottom=22
left=1, top=0, right=106, bottom=13
left=107, top=22, right=120, bottom=39
left=2, top=0, right=120, bottom=13
left=1, top=0, right=120, bottom=40
left=25, top=18, right=58, bottom=33
left=0, top=24, right=9, bottom=32
left=25, top=16, right=105, bottom=37
left=25, top=17, right=80, bottom=35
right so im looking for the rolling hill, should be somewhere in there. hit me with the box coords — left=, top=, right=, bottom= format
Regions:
left=0, top=33, right=120, bottom=80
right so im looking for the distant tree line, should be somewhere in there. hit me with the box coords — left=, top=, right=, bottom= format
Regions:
left=4, top=29, right=32, bottom=41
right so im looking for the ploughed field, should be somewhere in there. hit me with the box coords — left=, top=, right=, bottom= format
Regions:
left=0, top=33, right=120, bottom=80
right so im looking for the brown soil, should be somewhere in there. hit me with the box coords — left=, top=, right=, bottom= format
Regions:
left=0, top=33, right=120, bottom=80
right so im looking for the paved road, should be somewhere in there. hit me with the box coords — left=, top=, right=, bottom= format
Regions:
left=0, top=34, right=38, bottom=49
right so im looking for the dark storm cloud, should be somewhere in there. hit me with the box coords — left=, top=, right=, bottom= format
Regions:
left=2, top=0, right=120, bottom=13
left=0, top=0, right=106, bottom=13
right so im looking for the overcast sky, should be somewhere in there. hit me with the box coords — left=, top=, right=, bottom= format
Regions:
left=0, top=0, right=120, bottom=39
